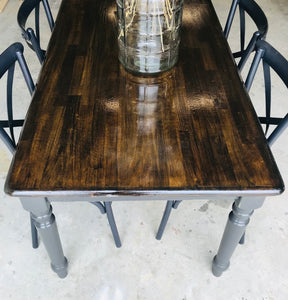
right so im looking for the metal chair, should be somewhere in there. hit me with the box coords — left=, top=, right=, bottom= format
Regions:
left=245, top=40, right=288, bottom=146
left=223, top=0, right=268, bottom=71
left=17, top=0, right=55, bottom=64
left=1, top=43, right=122, bottom=249
left=237, top=40, right=288, bottom=245
left=156, top=40, right=288, bottom=242
left=0, top=42, right=38, bottom=248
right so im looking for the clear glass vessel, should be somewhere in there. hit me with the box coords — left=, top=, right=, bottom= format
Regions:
left=117, top=0, right=184, bottom=75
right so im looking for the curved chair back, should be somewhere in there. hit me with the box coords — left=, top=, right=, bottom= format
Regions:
left=17, top=0, right=54, bottom=63
left=245, top=40, right=288, bottom=146
left=224, top=0, right=268, bottom=71
left=0, top=43, right=35, bottom=153
left=0, top=42, right=38, bottom=249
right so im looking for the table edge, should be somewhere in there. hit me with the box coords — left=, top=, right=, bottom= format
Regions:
left=5, top=188, right=284, bottom=198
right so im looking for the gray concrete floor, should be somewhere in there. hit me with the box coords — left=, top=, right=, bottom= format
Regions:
left=0, top=0, right=288, bottom=299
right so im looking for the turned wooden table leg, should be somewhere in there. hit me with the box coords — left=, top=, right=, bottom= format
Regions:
left=20, top=197, right=68, bottom=278
left=212, top=196, right=265, bottom=277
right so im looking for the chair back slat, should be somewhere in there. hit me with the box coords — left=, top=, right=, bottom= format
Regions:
left=7, top=64, right=16, bottom=148
left=35, top=2, right=40, bottom=43
left=260, top=60, right=271, bottom=135
left=239, top=7, right=245, bottom=53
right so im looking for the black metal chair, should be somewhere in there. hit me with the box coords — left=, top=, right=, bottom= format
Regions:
left=17, top=0, right=55, bottom=64
left=245, top=40, right=288, bottom=146
left=223, top=0, right=268, bottom=72
left=0, top=42, right=38, bottom=248
left=156, top=40, right=288, bottom=242
left=0, top=43, right=122, bottom=249
left=238, top=40, right=288, bottom=245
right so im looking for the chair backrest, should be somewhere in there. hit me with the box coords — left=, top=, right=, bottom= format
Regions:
left=245, top=40, right=288, bottom=146
left=0, top=43, right=35, bottom=153
left=17, top=0, right=55, bottom=64
left=224, top=0, right=268, bottom=71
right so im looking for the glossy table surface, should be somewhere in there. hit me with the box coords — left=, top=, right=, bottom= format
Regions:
left=5, top=0, right=284, bottom=197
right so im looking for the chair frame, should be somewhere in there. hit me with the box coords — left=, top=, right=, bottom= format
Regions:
left=0, top=43, right=35, bottom=153
left=245, top=40, right=288, bottom=146
left=1, top=44, right=122, bottom=248
left=224, top=0, right=268, bottom=71
left=0, top=42, right=38, bottom=248
left=156, top=40, right=288, bottom=241
left=17, top=0, right=55, bottom=63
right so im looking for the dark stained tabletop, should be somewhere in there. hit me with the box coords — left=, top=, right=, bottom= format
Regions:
left=5, top=0, right=284, bottom=197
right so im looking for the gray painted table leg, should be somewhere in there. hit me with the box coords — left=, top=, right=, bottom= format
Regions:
left=212, top=196, right=265, bottom=277
left=20, top=197, right=68, bottom=278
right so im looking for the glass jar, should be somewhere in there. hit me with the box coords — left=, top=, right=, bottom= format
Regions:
left=117, top=0, right=184, bottom=75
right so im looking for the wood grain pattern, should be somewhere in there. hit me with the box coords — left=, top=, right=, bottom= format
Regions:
left=5, top=0, right=284, bottom=196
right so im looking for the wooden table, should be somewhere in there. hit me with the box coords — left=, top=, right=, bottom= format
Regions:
left=5, top=0, right=284, bottom=278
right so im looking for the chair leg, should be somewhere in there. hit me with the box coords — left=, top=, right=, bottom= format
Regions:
left=156, top=200, right=182, bottom=240
left=239, top=232, right=245, bottom=244
left=90, top=201, right=122, bottom=248
left=104, top=202, right=122, bottom=248
left=30, top=213, right=39, bottom=248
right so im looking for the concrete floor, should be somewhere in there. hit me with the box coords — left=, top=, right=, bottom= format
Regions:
left=0, top=0, right=288, bottom=299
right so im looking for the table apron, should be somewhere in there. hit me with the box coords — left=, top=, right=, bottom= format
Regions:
left=12, top=190, right=281, bottom=202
